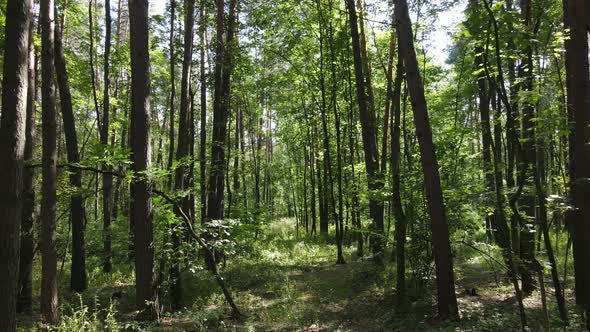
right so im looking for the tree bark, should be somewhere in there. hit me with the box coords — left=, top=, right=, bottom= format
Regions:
left=102, top=0, right=114, bottom=274
left=199, top=0, right=208, bottom=225
left=394, top=0, right=458, bottom=318
left=390, top=43, right=406, bottom=304
left=206, top=0, right=238, bottom=230
left=129, top=0, right=157, bottom=320
left=563, top=0, right=590, bottom=322
left=0, top=0, right=31, bottom=329
left=17, top=12, right=37, bottom=314
left=171, top=0, right=195, bottom=308
left=346, top=0, right=384, bottom=261
left=55, top=6, right=87, bottom=292
left=41, top=0, right=59, bottom=325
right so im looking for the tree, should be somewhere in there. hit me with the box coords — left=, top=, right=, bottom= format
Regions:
left=54, top=5, right=88, bottom=292
left=0, top=0, right=32, bottom=329
left=17, top=10, right=37, bottom=314
left=206, top=0, right=238, bottom=240
left=41, top=0, right=60, bottom=325
left=199, top=0, right=208, bottom=225
left=564, top=0, right=590, bottom=324
left=394, top=0, right=458, bottom=319
left=102, top=0, right=114, bottom=274
left=129, top=0, right=157, bottom=320
left=171, top=0, right=196, bottom=308
left=346, top=0, right=384, bottom=261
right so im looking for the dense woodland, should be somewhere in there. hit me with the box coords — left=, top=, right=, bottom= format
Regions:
left=0, top=0, right=589, bottom=330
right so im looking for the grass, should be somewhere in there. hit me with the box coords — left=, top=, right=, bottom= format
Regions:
left=17, top=217, right=587, bottom=331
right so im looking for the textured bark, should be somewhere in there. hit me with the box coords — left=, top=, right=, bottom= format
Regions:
left=129, top=0, right=157, bottom=320
left=327, top=0, right=345, bottom=264
left=346, top=0, right=384, bottom=260
left=55, top=7, right=87, bottom=292
left=17, top=13, right=37, bottom=314
left=199, top=0, right=208, bottom=225
left=171, top=0, right=196, bottom=308
left=390, top=44, right=406, bottom=304
left=167, top=0, right=176, bottom=189
left=41, top=0, right=59, bottom=325
left=102, top=0, right=114, bottom=274
left=206, top=0, right=238, bottom=226
left=381, top=30, right=396, bottom=174
left=517, top=0, right=538, bottom=295
left=563, top=0, right=590, bottom=320
left=394, top=0, right=458, bottom=318
left=316, top=0, right=331, bottom=235
left=0, top=0, right=31, bottom=329
left=474, top=46, right=495, bottom=239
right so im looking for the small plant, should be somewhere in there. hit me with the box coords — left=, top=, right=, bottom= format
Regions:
left=52, top=295, right=121, bottom=332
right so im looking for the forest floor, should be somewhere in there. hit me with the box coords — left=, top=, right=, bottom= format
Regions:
left=18, top=218, right=587, bottom=331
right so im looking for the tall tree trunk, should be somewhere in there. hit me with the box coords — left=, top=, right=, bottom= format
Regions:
left=316, top=0, right=331, bottom=236
left=390, top=43, right=406, bottom=304
left=171, top=0, right=195, bottom=309
left=346, top=0, right=384, bottom=261
left=517, top=0, right=538, bottom=295
left=474, top=34, right=526, bottom=328
left=102, top=0, right=114, bottom=274
left=17, top=13, right=37, bottom=314
left=167, top=0, right=176, bottom=190
left=0, top=0, right=31, bottom=329
left=394, top=0, right=458, bottom=318
left=129, top=0, right=157, bottom=320
left=199, top=0, right=208, bottom=225
left=41, top=0, right=59, bottom=325
left=564, top=0, right=590, bottom=322
left=55, top=7, right=87, bottom=292
left=327, top=0, right=345, bottom=264
left=381, top=30, right=396, bottom=175
left=305, top=109, right=318, bottom=235
left=206, top=0, right=238, bottom=232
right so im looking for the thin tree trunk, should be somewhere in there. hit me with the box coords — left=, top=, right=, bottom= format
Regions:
left=167, top=0, right=176, bottom=190
left=55, top=6, right=87, bottom=292
left=171, top=0, right=196, bottom=309
left=327, top=0, right=345, bottom=264
left=394, top=0, right=458, bottom=318
left=0, top=0, right=32, bottom=329
left=390, top=43, right=407, bottom=304
left=206, top=0, right=238, bottom=229
left=199, top=0, right=207, bottom=225
left=346, top=0, right=384, bottom=262
left=102, top=0, right=114, bottom=274
left=41, top=0, right=59, bottom=325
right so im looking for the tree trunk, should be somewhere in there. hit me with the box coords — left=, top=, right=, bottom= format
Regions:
left=390, top=42, right=406, bottom=304
left=0, top=0, right=32, bottom=329
left=563, top=0, right=590, bottom=322
left=327, top=0, right=345, bottom=264
left=41, top=0, right=59, bottom=325
left=129, top=0, right=157, bottom=320
left=102, top=0, right=114, bottom=274
left=206, top=0, right=238, bottom=230
left=167, top=0, right=176, bottom=190
left=55, top=6, right=87, bottom=292
left=171, top=0, right=196, bottom=309
left=346, top=0, right=384, bottom=261
left=517, top=0, right=538, bottom=296
left=17, top=12, right=37, bottom=314
left=394, top=0, right=458, bottom=318
left=199, top=0, right=208, bottom=225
